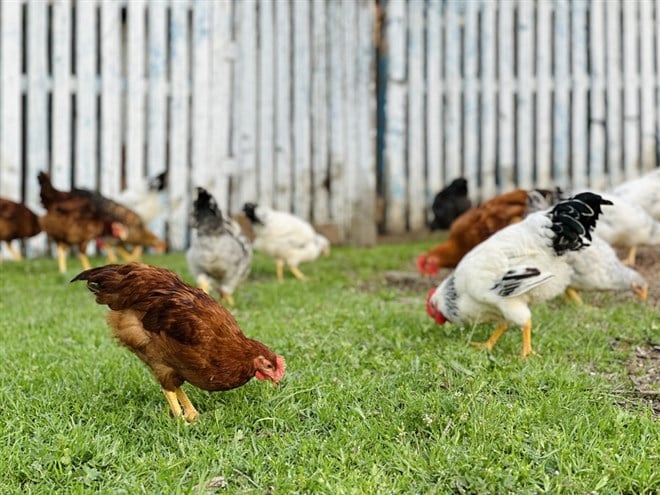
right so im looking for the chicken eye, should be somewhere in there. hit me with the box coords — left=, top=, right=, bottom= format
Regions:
left=266, top=363, right=273, bottom=370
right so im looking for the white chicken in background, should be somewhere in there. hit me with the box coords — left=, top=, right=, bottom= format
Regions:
left=609, top=168, right=660, bottom=220
left=242, top=203, right=330, bottom=282
left=564, top=233, right=648, bottom=304
left=590, top=192, right=660, bottom=266
left=115, top=170, right=168, bottom=225
left=187, top=187, right=252, bottom=307
left=426, top=192, right=612, bottom=358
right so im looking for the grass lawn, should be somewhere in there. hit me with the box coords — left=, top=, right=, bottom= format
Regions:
left=1, top=240, right=658, bottom=494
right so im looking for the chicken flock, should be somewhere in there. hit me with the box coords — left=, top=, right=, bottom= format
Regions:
left=2, top=168, right=658, bottom=421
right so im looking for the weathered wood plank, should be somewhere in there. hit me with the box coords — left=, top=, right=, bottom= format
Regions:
left=605, top=0, right=622, bottom=186
left=407, top=0, right=426, bottom=230
left=571, top=0, right=588, bottom=190
left=425, top=0, right=443, bottom=201
left=480, top=0, right=497, bottom=200
left=75, top=0, right=98, bottom=189
left=51, top=0, right=72, bottom=191
left=462, top=1, right=479, bottom=197
left=498, top=0, right=515, bottom=191
left=622, top=0, right=639, bottom=179
left=258, top=0, right=275, bottom=208
left=343, top=0, right=360, bottom=236
left=191, top=0, right=211, bottom=190
left=168, top=1, right=190, bottom=250
left=639, top=0, right=656, bottom=171
left=588, top=0, right=607, bottom=190
left=444, top=0, right=462, bottom=185
left=535, top=0, right=552, bottom=189
left=274, top=0, right=293, bottom=211
left=383, top=0, right=407, bottom=232
left=125, top=0, right=146, bottom=192
left=516, top=0, right=533, bottom=190
left=553, top=0, right=570, bottom=188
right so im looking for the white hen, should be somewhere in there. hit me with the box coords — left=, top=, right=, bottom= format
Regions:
left=609, top=168, right=660, bottom=220
left=243, top=203, right=330, bottom=282
left=426, top=192, right=612, bottom=358
left=590, top=192, right=660, bottom=265
left=564, top=233, right=648, bottom=304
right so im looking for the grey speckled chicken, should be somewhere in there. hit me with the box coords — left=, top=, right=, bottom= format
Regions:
left=186, top=187, right=252, bottom=306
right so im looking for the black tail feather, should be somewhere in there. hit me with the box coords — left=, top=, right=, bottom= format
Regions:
left=192, top=187, right=224, bottom=232
left=549, top=192, right=613, bottom=255
left=242, top=202, right=262, bottom=224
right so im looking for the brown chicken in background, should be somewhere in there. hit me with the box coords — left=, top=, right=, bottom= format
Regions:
left=75, top=189, right=166, bottom=262
left=38, top=172, right=126, bottom=273
left=72, top=263, right=285, bottom=422
left=417, top=188, right=563, bottom=276
left=0, top=198, right=42, bottom=260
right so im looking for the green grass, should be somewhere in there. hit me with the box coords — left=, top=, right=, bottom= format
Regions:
left=1, top=241, right=658, bottom=494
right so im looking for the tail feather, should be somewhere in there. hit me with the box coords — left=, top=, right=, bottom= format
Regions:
left=242, top=203, right=262, bottom=225
left=549, top=192, right=613, bottom=255
left=192, top=187, right=225, bottom=233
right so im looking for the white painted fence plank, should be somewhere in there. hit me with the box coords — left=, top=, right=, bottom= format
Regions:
left=52, top=0, right=72, bottom=191
left=444, top=0, right=462, bottom=184
left=426, top=0, right=443, bottom=201
left=516, top=0, right=533, bottom=189
left=605, top=0, right=622, bottom=187
left=258, top=0, right=275, bottom=208
left=480, top=0, right=497, bottom=200
left=292, top=0, right=312, bottom=218
left=553, top=0, right=570, bottom=188
left=75, top=0, right=98, bottom=189
left=622, top=0, right=639, bottom=179
left=462, top=1, right=479, bottom=196
left=191, top=0, right=211, bottom=190
left=147, top=0, right=167, bottom=238
left=209, top=0, right=233, bottom=211
left=407, top=0, right=425, bottom=229
left=168, top=2, right=190, bottom=250
left=311, top=0, right=329, bottom=224
left=328, top=0, right=347, bottom=232
left=274, top=0, right=293, bottom=211
left=383, top=0, right=407, bottom=232
left=588, top=0, right=607, bottom=190
left=498, top=0, right=515, bottom=191
left=100, top=0, right=121, bottom=197
left=234, top=0, right=258, bottom=213
left=125, top=0, right=146, bottom=191
left=571, top=0, right=588, bottom=190
left=343, top=0, right=359, bottom=236
left=639, top=0, right=656, bottom=171
left=535, top=0, right=552, bottom=189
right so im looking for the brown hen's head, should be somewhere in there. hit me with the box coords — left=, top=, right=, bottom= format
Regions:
left=254, top=354, right=286, bottom=387
left=426, top=287, right=448, bottom=325
left=417, top=254, right=440, bottom=276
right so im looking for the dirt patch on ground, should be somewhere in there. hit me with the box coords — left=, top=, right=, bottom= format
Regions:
left=610, top=339, right=660, bottom=418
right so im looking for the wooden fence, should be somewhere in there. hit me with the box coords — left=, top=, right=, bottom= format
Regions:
left=1, top=0, right=659, bottom=255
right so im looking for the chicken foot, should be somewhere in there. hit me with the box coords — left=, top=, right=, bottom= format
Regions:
left=565, top=287, right=584, bottom=305
left=621, top=246, right=637, bottom=266
left=288, top=265, right=307, bottom=281
left=470, top=323, right=508, bottom=352
left=520, top=319, right=536, bottom=358
left=221, top=292, right=236, bottom=307
left=162, top=387, right=199, bottom=422
left=5, top=241, right=22, bottom=261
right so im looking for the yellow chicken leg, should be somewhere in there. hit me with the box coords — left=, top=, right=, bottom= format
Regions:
left=470, top=323, right=508, bottom=352
left=276, top=259, right=285, bottom=282
left=6, top=241, right=22, bottom=261
left=565, top=287, right=584, bottom=305
left=117, top=246, right=134, bottom=262
left=175, top=387, right=199, bottom=422
left=221, top=292, right=235, bottom=307
left=162, top=389, right=183, bottom=418
left=289, top=265, right=307, bottom=281
left=520, top=319, right=536, bottom=358
left=129, top=245, right=143, bottom=262
left=106, top=246, right=118, bottom=263
left=57, top=244, right=68, bottom=273
left=621, top=246, right=637, bottom=266
left=79, top=253, right=92, bottom=271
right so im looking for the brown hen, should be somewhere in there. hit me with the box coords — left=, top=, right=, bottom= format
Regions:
left=72, top=263, right=285, bottom=422
left=0, top=198, right=42, bottom=260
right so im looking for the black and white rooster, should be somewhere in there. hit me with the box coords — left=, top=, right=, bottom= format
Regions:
left=426, top=192, right=612, bottom=358
left=186, top=187, right=252, bottom=306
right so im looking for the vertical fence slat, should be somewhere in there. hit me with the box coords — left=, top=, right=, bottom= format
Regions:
left=463, top=1, right=479, bottom=195
left=553, top=0, right=570, bottom=187
left=498, top=0, right=515, bottom=192
left=383, top=0, right=406, bottom=233
left=480, top=0, right=497, bottom=200
left=75, top=0, right=98, bottom=189
left=328, top=0, right=346, bottom=233
left=100, top=0, right=121, bottom=197
left=52, top=0, right=72, bottom=191
left=191, top=0, right=211, bottom=189
left=234, top=0, right=258, bottom=213
left=168, top=1, right=190, bottom=250
left=516, top=0, right=533, bottom=189
left=311, top=0, right=329, bottom=224
left=292, top=0, right=312, bottom=218
left=343, top=0, right=359, bottom=237
left=622, top=0, right=639, bottom=179
left=639, top=0, right=656, bottom=171
left=588, top=0, right=606, bottom=190
left=147, top=0, right=167, bottom=238
left=444, top=0, right=462, bottom=184
left=209, top=0, right=232, bottom=211
left=426, top=0, right=443, bottom=201
left=605, top=0, right=622, bottom=186
left=258, top=0, right=275, bottom=208
left=126, top=0, right=146, bottom=191
left=407, top=0, right=425, bottom=229
left=274, top=0, right=292, bottom=211
left=571, top=0, right=588, bottom=190
left=535, top=0, right=552, bottom=189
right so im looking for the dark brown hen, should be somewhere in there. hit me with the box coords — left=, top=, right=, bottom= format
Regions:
left=0, top=198, right=42, bottom=260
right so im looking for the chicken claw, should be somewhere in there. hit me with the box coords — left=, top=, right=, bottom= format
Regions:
left=175, top=387, right=199, bottom=422
left=221, top=293, right=235, bottom=307
left=470, top=323, right=508, bottom=352
left=289, top=265, right=307, bottom=281
left=162, top=389, right=183, bottom=418
left=520, top=320, right=535, bottom=358
left=565, top=287, right=584, bottom=305
left=621, top=246, right=637, bottom=266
